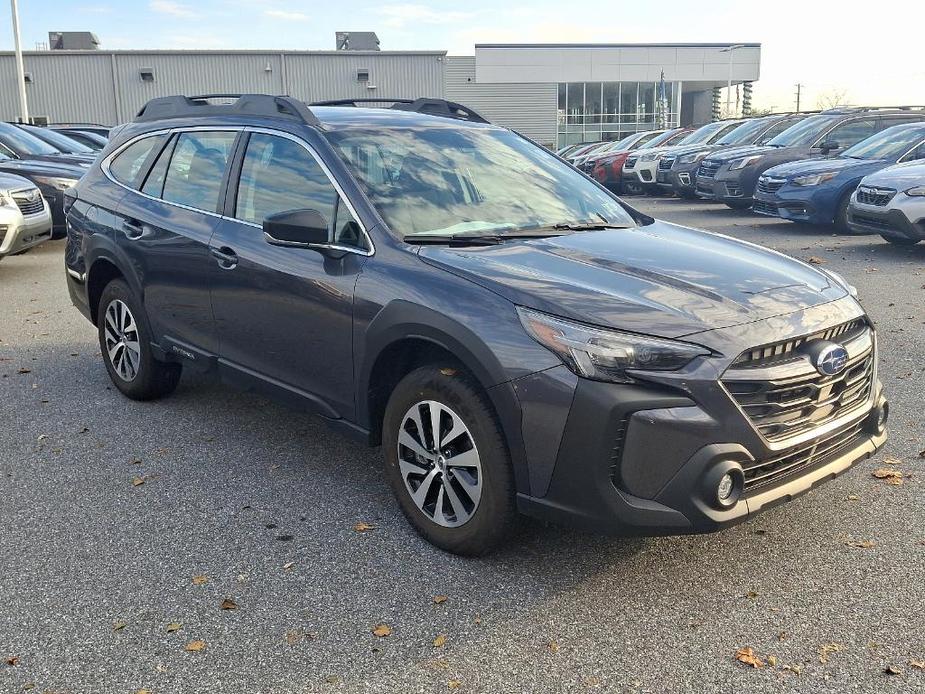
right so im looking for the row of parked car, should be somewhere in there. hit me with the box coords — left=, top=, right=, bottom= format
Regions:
left=0, top=122, right=109, bottom=262
left=558, top=106, right=925, bottom=246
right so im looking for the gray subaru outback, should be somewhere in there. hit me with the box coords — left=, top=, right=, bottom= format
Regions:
left=65, top=95, right=888, bottom=555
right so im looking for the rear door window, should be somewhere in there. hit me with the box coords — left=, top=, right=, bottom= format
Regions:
left=162, top=131, right=237, bottom=213
left=109, top=135, right=166, bottom=187
left=820, top=119, right=876, bottom=149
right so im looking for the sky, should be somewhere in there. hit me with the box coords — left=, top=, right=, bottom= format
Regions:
left=3, top=0, right=923, bottom=112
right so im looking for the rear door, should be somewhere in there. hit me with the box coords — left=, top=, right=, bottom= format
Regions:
left=815, top=118, right=877, bottom=155
left=209, top=129, right=370, bottom=418
left=112, top=129, right=239, bottom=356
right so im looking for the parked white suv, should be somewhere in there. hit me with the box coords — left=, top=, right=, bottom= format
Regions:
left=847, top=161, right=925, bottom=245
left=0, top=173, right=53, bottom=261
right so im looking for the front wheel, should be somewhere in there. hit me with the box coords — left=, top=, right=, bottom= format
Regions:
left=97, top=279, right=182, bottom=400
left=382, top=366, right=516, bottom=555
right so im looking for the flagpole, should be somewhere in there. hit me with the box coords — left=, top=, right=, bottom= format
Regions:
left=10, top=0, right=29, bottom=123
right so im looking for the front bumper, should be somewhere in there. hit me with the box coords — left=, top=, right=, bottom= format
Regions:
left=663, top=163, right=700, bottom=196
left=847, top=205, right=925, bottom=241
left=0, top=207, right=53, bottom=258
left=753, top=187, right=835, bottom=224
left=516, top=298, right=887, bottom=536
left=696, top=167, right=757, bottom=203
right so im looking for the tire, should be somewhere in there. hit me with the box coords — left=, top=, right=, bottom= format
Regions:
left=381, top=365, right=517, bottom=555
left=97, top=279, right=181, bottom=401
left=834, top=193, right=852, bottom=233
left=879, top=234, right=920, bottom=246
left=725, top=200, right=752, bottom=210
left=622, top=181, right=643, bottom=196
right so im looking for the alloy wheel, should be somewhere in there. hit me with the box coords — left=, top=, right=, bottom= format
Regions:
left=397, top=400, right=482, bottom=527
left=103, top=299, right=141, bottom=382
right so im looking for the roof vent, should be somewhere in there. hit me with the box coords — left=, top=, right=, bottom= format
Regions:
left=335, top=31, right=380, bottom=51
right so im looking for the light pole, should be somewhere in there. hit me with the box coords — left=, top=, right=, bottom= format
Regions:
left=720, top=44, right=745, bottom=118
left=10, top=0, right=29, bottom=122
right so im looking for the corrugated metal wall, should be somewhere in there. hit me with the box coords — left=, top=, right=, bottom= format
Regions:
left=445, top=56, right=557, bottom=146
left=0, top=50, right=446, bottom=125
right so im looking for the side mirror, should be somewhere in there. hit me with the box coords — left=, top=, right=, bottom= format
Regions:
left=263, top=209, right=329, bottom=247
left=819, top=140, right=840, bottom=154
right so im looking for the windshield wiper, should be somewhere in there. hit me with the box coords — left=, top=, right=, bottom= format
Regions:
left=552, top=221, right=633, bottom=231
left=405, top=229, right=573, bottom=245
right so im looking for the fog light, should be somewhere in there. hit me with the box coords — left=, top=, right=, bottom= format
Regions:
left=717, top=473, right=734, bottom=501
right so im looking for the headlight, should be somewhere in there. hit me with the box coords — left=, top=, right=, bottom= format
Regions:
left=818, top=268, right=858, bottom=299
left=32, top=175, right=78, bottom=191
left=517, top=307, right=711, bottom=383
left=904, top=186, right=925, bottom=197
left=729, top=155, right=763, bottom=171
left=0, top=191, right=15, bottom=208
left=792, top=172, right=837, bottom=187
left=678, top=150, right=710, bottom=165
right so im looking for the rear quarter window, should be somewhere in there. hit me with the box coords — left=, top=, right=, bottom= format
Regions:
left=108, top=135, right=166, bottom=187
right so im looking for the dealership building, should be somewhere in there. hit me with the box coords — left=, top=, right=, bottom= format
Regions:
left=0, top=36, right=760, bottom=148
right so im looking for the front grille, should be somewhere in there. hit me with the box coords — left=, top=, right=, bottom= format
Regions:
left=752, top=200, right=778, bottom=216
left=12, top=191, right=44, bottom=217
left=658, top=156, right=675, bottom=171
left=743, top=419, right=866, bottom=491
left=756, top=176, right=785, bottom=195
left=723, top=320, right=874, bottom=442
left=698, top=160, right=720, bottom=179
left=856, top=186, right=895, bottom=207
left=624, top=156, right=638, bottom=169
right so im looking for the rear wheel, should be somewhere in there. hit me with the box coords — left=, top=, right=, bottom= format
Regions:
left=879, top=234, right=919, bottom=246
left=382, top=365, right=516, bottom=555
left=97, top=279, right=181, bottom=400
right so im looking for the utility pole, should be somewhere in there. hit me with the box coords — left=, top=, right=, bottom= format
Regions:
left=794, top=83, right=803, bottom=113
left=720, top=44, right=745, bottom=117
left=10, top=0, right=29, bottom=123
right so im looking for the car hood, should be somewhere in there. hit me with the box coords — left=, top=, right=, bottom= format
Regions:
left=0, top=172, right=37, bottom=190
left=0, top=158, right=87, bottom=179
left=858, top=160, right=925, bottom=188
left=765, top=157, right=886, bottom=179
left=704, top=145, right=777, bottom=164
left=417, top=221, right=847, bottom=339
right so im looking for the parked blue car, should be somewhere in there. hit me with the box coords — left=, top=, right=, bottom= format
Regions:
left=752, top=123, right=925, bottom=229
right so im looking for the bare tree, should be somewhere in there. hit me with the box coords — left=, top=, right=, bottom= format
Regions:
left=816, top=89, right=850, bottom=110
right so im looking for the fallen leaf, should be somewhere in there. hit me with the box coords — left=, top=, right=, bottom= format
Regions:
left=220, top=598, right=238, bottom=610
left=884, top=665, right=902, bottom=675
left=433, top=595, right=448, bottom=604
left=735, top=646, right=765, bottom=668
left=131, top=476, right=146, bottom=487
left=113, top=621, right=127, bottom=631
left=819, top=642, right=843, bottom=664
left=23, top=684, right=35, bottom=691
left=807, top=256, right=825, bottom=264
left=473, top=614, right=482, bottom=626
left=353, top=522, right=376, bottom=532
left=324, top=675, right=340, bottom=683
left=17, top=367, right=31, bottom=374
left=439, top=368, right=457, bottom=376
left=192, top=575, right=208, bottom=585
left=184, top=640, right=206, bottom=652
left=137, top=689, right=152, bottom=694
left=745, top=590, right=759, bottom=599
left=881, top=456, right=903, bottom=466
left=844, top=539, right=876, bottom=549
left=166, top=622, right=182, bottom=633
left=846, top=494, right=860, bottom=501
left=872, top=468, right=903, bottom=480
left=283, top=561, right=295, bottom=571
left=548, top=640, right=560, bottom=653
left=910, top=660, right=925, bottom=670
left=130, top=458, right=142, bottom=465
left=918, top=450, right=925, bottom=459
left=768, top=655, right=778, bottom=667
left=285, top=630, right=301, bottom=645
left=777, top=631, right=787, bottom=641
left=5, top=656, right=18, bottom=666
left=448, top=681, right=461, bottom=690
left=433, top=634, right=447, bottom=648
left=372, top=623, right=391, bottom=637
left=784, top=664, right=802, bottom=675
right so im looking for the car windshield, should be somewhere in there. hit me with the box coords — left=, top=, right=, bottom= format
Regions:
left=841, top=127, right=925, bottom=161
left=715, top=118, right=773, bottom=146
left=0, top=122, right=61, bottom=155
left=678, top=121, right=732, bottom=146
left=22, top=124, right=94, bottom=153
left=639, top=130, right=677, bottom=148
left=766, top=115, right=841, bottom=147
left=327, top=126, right=636, bottom=237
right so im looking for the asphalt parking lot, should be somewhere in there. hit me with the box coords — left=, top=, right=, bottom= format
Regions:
left=1, top=199, right=923, bottom=694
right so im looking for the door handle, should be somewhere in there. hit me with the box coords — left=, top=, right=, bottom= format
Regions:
left=210, top=245, right=238, bottom=269
left=121, top=219, right=144, bottom=240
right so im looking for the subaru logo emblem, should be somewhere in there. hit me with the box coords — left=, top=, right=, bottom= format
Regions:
left=813, top=342, right=849, bottom=377
left=27, top=190, right=39, bottom=201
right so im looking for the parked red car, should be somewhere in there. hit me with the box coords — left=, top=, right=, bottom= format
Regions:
left=593, top=128, right=693, bottom=194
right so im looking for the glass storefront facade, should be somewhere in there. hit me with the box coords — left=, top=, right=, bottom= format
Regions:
left=557, top=81, right=681, bottom=148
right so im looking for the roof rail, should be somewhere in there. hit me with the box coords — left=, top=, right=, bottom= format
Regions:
left=134, top=94, right=320, bottom=126
left=310, top=97, right=490, bottom=124
left=820, top=105, right=925, bottom=115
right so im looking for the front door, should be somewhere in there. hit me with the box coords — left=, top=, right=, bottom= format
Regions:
left=209, top=130, right=369, bottom=419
